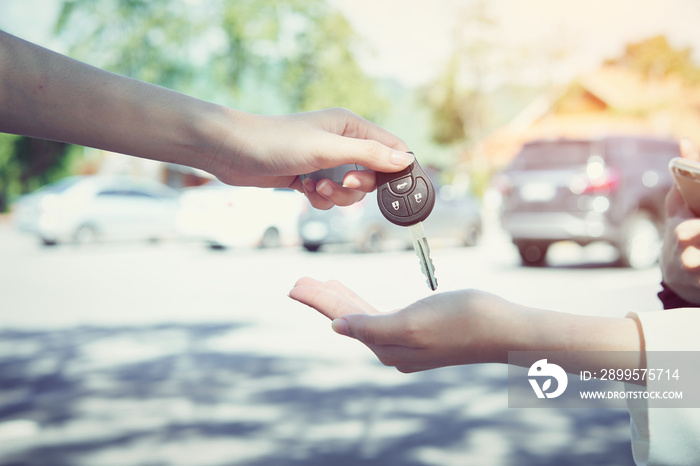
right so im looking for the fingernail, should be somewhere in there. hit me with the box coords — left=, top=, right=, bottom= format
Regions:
left=317, top=180, right=333, bottom=197
left=302, top=177, right=316, bottom=193
left=342, top=176, right=361, bottom=189
left=331, top=318, right=350, bottom=336
left=390, top=151, right=414, bottom=167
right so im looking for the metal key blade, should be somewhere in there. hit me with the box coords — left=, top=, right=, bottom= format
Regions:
left=409, top=222, right=438, bottom=291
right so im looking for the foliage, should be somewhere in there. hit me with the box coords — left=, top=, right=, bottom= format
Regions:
left=0, top=135, right=73, bottom=212
left=279, top=11, right=387, bottom=117
left=423, top=58, right=467, bottom=146
left=421, top=0, right=500, bottom=148
left=53, top=0, right=386, bottom=117
left=605, top=35, right=700, bottom=84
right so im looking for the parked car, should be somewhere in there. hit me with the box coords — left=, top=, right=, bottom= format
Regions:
left=11, top=175, right=180, bottom=245
left=298, top=184, right=482, bottom=252
left=497, top=136, right=680, bottom=268
left=176, top=180, right=304, bottom=249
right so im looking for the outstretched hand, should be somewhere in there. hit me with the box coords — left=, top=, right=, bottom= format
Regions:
left=289, top=277, right=532, bottom=372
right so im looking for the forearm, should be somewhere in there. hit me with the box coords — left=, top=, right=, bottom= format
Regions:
left=511, top=305, right=644, bottom=374
left=0, top=31, right=233, bottom=173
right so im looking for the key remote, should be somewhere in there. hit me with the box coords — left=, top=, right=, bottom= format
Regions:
left=376, top=155, right=438, bottom=290
left=376, top=157, right=436, bottom=226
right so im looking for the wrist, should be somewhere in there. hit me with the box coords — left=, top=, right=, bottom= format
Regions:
left=174, top=102, right=240, bottom=178
left=192, top=106, right=273, bottom=184
left=460, top=292, right=542, bottom=364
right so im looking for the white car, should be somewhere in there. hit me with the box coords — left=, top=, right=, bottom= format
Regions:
left=11, top=175, right=180, bottom=245
left=176, top=180, right=304, bottom=249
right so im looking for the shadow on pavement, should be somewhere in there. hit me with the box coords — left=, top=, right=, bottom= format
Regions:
left=0, top=324, right=635, bottom=466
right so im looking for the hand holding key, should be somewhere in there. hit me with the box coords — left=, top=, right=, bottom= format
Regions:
left=376, top=156, right=438, bottom=290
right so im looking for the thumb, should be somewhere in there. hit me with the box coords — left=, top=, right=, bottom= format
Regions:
left=320, top=134, right=415, bottom=174
left=331, top=313, right=398, bottom=345
left=666, top=184, right=694, bottom=219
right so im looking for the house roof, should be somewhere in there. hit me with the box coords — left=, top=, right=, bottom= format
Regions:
left=477, top=65, right=700, bottom=167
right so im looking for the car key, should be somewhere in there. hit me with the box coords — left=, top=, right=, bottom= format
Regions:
left=376, top=155, right=438, bottom=291
left=299, top=164, right=366, bottom=183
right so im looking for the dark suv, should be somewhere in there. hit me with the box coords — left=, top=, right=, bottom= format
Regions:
left=498, top=136, right=680, bottom=268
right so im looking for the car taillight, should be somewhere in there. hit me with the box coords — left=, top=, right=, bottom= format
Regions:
left=569, top=169, right=620, bottom=195
left=582, top=170, right=620, bottom=194
left=492, top=174, right=512, bottom=197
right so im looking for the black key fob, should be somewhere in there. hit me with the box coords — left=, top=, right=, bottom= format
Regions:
left=377, top=154, right=436, bottom=227
left=300, top=164, right=366, bottom=183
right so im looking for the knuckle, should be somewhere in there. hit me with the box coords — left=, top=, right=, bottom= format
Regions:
left=307, top=197, right=333, bottom=211
left=362, top=139, right=385, bottom=158
left=329, top=107, right=352, bottom=117
left=376, top=353, right=398, bottom=368
left=396, top=365, right=417, bottom=374
left=355, top=325, right=377, bottom=346
left=331, top=191, right=365, bottom=207
left=400, top=314, right=426, bottom=347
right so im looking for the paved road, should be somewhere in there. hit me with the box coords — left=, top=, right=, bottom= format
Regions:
left=0, top=219, right=662, bottom=465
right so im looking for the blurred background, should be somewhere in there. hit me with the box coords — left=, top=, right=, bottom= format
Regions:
left=1, top=0, right=699, bottom=464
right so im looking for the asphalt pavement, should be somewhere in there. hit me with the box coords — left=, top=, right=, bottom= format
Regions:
left=0, top=217, right=663, bottom=465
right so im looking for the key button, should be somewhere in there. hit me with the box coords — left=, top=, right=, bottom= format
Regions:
left=380, top=189, right=410, bottom=217
left=408, top=177, right=429, bottom=213
left=390, top=176, right=413, bottom=195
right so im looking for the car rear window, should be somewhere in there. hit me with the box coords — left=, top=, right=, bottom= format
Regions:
left=39, top=176, right=85, bottom=194
left=511, top=142, right=592, bottom=170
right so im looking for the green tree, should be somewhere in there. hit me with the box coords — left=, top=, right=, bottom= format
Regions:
left=0, top=133, right=21, bottom=212
left=0, top=134, right=72, bottom=212
left=279, top=10, right=386, bottom=118
left=606, top=35, right=700, bottom=84
left=422, top=0, right=498, bottom=148
left=54, top=0, right=386, bottom=115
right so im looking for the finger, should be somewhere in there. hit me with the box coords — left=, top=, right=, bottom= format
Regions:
left=315, top=179, right=366, bottom=207
left=675, top=218, right=700, bottom=244
left=314, top=131, right=415, bottom=174
left=336, top=109, right=409, bottom=151
left=360, top=345, right=427, bottom=373
left=376, top=351, right=447, bottom=373
left=292, top=277, right=378, bottom=315
left=342, top=170, right=377, bottom=192
left=288, top=176, right=304, bottom=193
left=334, top=313, right=406, bottom=346
left=681, top=246, right=700, bottom=271
left=289, top=280, right=371, bottom=321
left=666, top=185, right=693, bottom=219
left=322, top=280, right=379, bottom=315
left=301, top=178, right=334, bottom=210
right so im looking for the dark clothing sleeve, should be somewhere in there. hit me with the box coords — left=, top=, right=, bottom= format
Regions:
left=658, top=281, right=700, bottom=309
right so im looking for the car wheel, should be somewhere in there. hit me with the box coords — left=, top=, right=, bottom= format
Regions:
left=463, top=224, right=481, bottom=247
left=618, top=211, right=660, bottom=270
left=303, top=243, right=321, bottom=253
left=74, top=224, right=98, bottom=244
left=260, top=227, right=281, bottom=249
left=517, top=242, right=549, bottom=267
left=40, top=237, right=57, bottom=247
left=358, top=228, right=384, bottom=253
